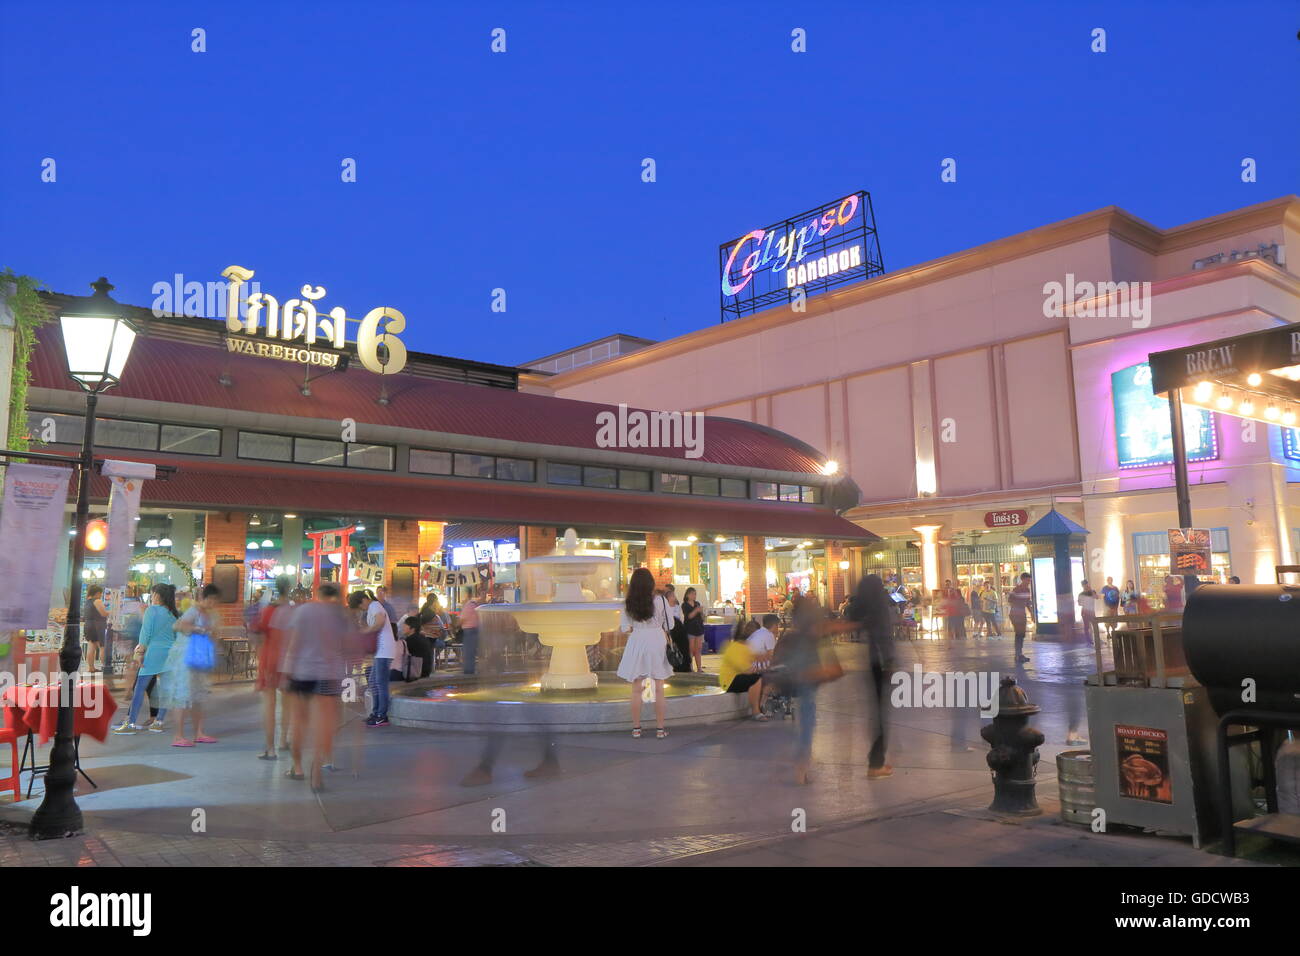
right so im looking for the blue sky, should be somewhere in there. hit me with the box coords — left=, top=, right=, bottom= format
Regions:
left=3, top=0, right=1297, bottom=366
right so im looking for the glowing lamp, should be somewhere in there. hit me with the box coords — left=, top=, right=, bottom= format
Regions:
left=58, top=278, right=138, bottom=392
left=85, top=519, right=109, bottom=552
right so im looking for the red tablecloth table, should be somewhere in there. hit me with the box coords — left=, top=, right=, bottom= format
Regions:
left=2, top=681, right=118, bottom=745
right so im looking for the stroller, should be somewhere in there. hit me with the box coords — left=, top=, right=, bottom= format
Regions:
left=760, top=663, right=796, bottom=720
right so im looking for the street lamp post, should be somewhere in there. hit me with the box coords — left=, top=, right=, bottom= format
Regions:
left=27, top=277, right=137, bottom=839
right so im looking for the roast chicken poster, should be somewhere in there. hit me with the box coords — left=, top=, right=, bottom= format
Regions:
left=1115, top=724, right=1173, bottom=804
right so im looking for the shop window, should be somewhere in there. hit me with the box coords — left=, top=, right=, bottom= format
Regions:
left=161, top=424, right=220, bottom=456
left=27, top=410, right=82, bottom=446
left=495, top=457, right=535, bottom=482
left=660, top=473, right=690, bottom=494
left=409, top=449, right=452, bottom=475
left=618, top=469, right=650, bottom=491
left=755, top=481, right=778, bottom=500
left=93, top=418, right=158, bottom=451
left=691, top=475, right=720, bottom=496
left=454, top=453, right=495, bottom=479
left=720, top=478, right=748, bottom=498
left=584, top=466, right=617, bottom=489
left=238, top=431, right=292, bottom=462
left=778, top=484, right=801, bottom=502
left=547, top=462, right=582, bottom=486
left=346, top=443, right=394, bottom=470
left=295, top=437, right=346, bottom=467
left=801, top=485, right=822, bottom=504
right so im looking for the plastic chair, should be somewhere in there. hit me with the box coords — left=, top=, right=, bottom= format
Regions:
left=0, top=710, right=22, bottom=803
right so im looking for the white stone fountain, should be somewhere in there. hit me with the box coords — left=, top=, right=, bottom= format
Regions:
left=478, top=528, right=622, bottom=690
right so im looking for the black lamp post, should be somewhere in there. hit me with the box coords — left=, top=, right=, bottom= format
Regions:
left=28, top=277, right=138, bottom=839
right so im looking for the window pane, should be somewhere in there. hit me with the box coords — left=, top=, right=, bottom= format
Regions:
left=96, top=418, right=158, bottom=451
left=409, top=449, right=452, bottom=475
left=239, top=431, right=292, bottom=462
left=347, top=443, right=393, bottom=470
left=618, top=469, right=650, bottom=491
left=547, top=462, right=582, bottom=486
left=660, top=473, right=690, bottom=494
left=496, top=457, right=535, bottom=481
left=802, top=485, right=822, bottom=504
left=161, top=424, right=221, bottom=456
left=584, top=466, right=617, bottom=489
left=28, top=410, right=83, bottom=446
left=454, top=454, right=495, bottom=479
left=691, top=475, right=720, bottom=496
left=295, top=437, right=346, bottom=467
left=779, top=484, right=801, bottom=502
left=720, top=478, right=748, bottom=498
left=755, top=482, right=778, bottom=500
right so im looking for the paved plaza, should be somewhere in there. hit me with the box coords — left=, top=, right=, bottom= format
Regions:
left=0, top=638, right=1286, bottom=867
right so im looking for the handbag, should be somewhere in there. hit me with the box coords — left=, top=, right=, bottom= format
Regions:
left=660, top=596, right=685, bottom=669
left=802, top=640, right=844, bottom=686
left=184, top=631, right=215, bottom=672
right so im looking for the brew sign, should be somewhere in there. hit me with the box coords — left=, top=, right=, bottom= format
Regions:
left=984, top=510, right=1028, bottom=529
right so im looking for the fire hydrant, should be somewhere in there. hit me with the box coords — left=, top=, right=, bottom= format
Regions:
left=980, top=676, right=1044, bottom=815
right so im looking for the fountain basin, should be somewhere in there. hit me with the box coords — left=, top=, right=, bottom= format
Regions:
left=388, top=672, right=750, bottom=734
left=479, top=602, right=621, bottom=690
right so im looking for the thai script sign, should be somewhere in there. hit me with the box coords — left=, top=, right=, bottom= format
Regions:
left=222, top=265, right=408, bottom=375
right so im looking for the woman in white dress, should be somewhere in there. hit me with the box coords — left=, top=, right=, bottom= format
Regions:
left=616, top=567, right=673, bottom=738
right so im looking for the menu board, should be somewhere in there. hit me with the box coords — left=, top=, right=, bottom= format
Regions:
left=1168, top=528, right=1211, bottom=575
left=1115, top=724, right=1173, bottom=804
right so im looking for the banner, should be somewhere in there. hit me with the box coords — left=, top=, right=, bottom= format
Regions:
left=427, top=566, right=485, bottom=588
left=0, top=463, right=73, bottom=629
left=105, top=475, right=144, bottom=587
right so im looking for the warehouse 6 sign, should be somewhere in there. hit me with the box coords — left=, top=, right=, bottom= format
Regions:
left=221, top=265, right=408, bottom=375
left=718, top=191, right=884, bottom=321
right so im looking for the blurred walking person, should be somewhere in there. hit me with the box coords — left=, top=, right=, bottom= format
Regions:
left=162, top=583, right=220, bottom=747
left=282, top=582, right=351, bottom=791
left=254, top=576, right=294, bottom=759
left=616, top=568, right=672, bottom=738
left=1009, top=572, right=1033, bottom=663
left=113, top=583, right=178, bottom=734
left=83, top=584, right=109, bottom=673
left=846, top=575, right=895, bottom=779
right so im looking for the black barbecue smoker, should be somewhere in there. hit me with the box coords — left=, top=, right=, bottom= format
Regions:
left=1183, top=572, right=1300, bottom=857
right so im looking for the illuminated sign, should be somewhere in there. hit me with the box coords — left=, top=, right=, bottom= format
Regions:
left=450, top=546, right=476, bottom=567
left=1111, top=362, right=1218, bottom=469
left=473, top=539, right=496, bottom=563
left=221, top=265, right=408, bottom=375
left=495, top=541, right=520, bottom=564
left=719, top=191, right=883, bottom=321
left=1284, top=428, right=1300, bottom=463
left=984, top=510, right=1028, bottom=528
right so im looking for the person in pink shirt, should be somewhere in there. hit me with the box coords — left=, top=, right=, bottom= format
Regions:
left=459, top=589, right=483, bottom=675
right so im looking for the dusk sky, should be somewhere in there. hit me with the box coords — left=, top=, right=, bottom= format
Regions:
left=4, top=0, right=1297, bottom=366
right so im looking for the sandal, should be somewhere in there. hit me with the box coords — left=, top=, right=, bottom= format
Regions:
left=656, top=729, right=668, bottom=739
left=631, top=727, right=642, bottom=738
left=172, top=739, right=195, bottom=748
left=257, top=751, right=277, bottom=761
left=284, top=770, right=305, bottom=780
left=194, top=736, right=218, bottom=744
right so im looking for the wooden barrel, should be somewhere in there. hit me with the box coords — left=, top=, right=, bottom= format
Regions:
left=1056, top=750, right=1095, bottom=826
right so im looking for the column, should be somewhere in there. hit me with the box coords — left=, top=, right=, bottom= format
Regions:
left=743, top=535, right=768, bottom=618
left=203, top=511, right=248, bottom=627
left=828, top=541, right=847, bottom=608
left=913, top=524, right=943, bottom=593
left=383, top=519, right=419, bottom=605
left=645, top=532, right=671, bottom=587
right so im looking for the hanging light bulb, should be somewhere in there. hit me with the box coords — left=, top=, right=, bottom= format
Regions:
left=1216, top=390, right=1233, bottom=410
left=261, top=539, right=274, bottom=548
left=1265, top=404, right=1281, bottom=420
left=1238, top=398, right=1255, bottom=416
left=1193, top=381, right=1213, bottom=402
left=145, top=538, right=158, bottom=548
left=1283, top=408, right=1298, bottom=427
left=1246, top=372, right=1263, bottom=387
left=247, top=541, right=260, bottom=550
left=159, top=537, right=172, bottom=547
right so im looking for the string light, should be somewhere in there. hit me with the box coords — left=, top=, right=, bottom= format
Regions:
left=1246, top=372, right=1262, bottom=386
left=1216, top=390, right=1233, bottom=410
left=1193, top=381, right=1213, bottom=401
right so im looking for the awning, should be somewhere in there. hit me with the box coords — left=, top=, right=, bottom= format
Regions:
left=78, top=453, right=877, bottom=542
left=442, top=522, right=520, bottom=543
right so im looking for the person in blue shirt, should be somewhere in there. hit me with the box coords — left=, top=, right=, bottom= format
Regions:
left=113, top=584, right=179, bottom=733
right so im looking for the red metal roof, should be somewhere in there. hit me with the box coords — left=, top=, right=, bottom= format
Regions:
left=29, top=324, right=825, bottom=474
left=77, top=453, right=876, bottom=541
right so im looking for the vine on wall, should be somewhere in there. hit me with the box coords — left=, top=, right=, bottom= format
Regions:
left=1, top=270, right=49, bottom=455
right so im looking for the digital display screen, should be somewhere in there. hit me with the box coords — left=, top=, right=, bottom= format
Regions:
left=495, top=542, right=521, bottom=564
left=1284, top=428, right=1300, bottom=463
left=1111, top=362, right=1217, bottom=469
left=1032, top=557, right=1057, bottom=623
left=450, top=546, right=476, bottom=567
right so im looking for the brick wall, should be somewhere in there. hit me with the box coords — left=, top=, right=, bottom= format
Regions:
left=828, top=541, right=847, bottom=608
left=645, top=532, right=672, bottom=588
left=524, top=526, right=557, bottom=559
left=743, top=535, right=769, bottom=616
left=417, top=520, right=444, bottom=558
left=384, top=519, right=420, bottom=605
left=203, top=511, right=247, bottom=606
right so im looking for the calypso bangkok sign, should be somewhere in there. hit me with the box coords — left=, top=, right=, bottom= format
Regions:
left=221, top=265, right=408, bottom=375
